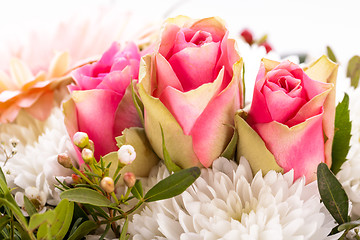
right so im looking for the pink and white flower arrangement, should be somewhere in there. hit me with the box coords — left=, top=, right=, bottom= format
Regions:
left=0, top=9, right=359, bottom=240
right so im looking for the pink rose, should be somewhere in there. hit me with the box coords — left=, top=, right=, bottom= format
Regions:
left=63, top=42, right=143, bottom=161
left=138, top=16, right=243, bottom=168
left=236, top=57, right=337, bottom=182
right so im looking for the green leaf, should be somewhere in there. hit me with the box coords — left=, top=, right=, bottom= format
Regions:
left=60, top=188, right=113, bottom=208
left=317, top=163, right=349, bottom=225
left=221, top=129, right=238, bottom=159
left=347, top=55, right=360, bottom=88
left=160, top=124, right=182, bottom=173
left=51, top=199, right=74, bottom=240
left=131, top=180, right=143, bottom=200
left=0, top=167, right=6, bottom=185
left=67, top=220, right=98, bottom=240
left=331, top=94, right=352, bottom=174
left=0, top=215, right=10, bottom=230
left=0, top=198, right=28, bottom=233
left=23, top=195, right=37, bottom=217
left=29, top=210, right=55, bottom=231
left=326, top=46, right=337, bottom=63
left=144, top=167, right=200, bottom=202
left=119, top=218, right=129, bottom=240
left=338, top=220, right=360, bottom=232
left=131, top=80, right=144, bottom=126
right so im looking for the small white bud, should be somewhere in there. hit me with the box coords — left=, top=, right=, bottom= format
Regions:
left=117, top=145, right=136, bottom=165
left=123, top=172, right=136, bottom=188
left=9, top=138, right=19, bottom=148
left=57, top=153, right=73, bottom=168
left=73, top=132, right=89, bottom=149
left=11, top=148, right=17, bottom=155
left=81, top=148, right=94, bottom=164
left=100, top=177, right=115, bottom=193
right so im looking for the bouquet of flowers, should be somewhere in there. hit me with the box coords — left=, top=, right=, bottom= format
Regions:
left=1, top=10, right=360, bottom=240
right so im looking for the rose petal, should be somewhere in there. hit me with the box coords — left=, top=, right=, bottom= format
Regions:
left=286, top=83, right=332, bottom=127
left=159, top=24, right=181, bottom=59
left=248, top=63, right=273, bottom=124
left=262, top=86, right=306, bottom=123
left=71, top=89, right=122, bottom=159
left=190, top=17, right=227, bottom=42
left=97, top=67, right=132, bottom=94
left=304, top=55, right=338, bottom=167
left=216, top=35, right=240, bottom=89
left=113, top=82, right=143, bottom=138
left=168, top=41, right=220, bottom=91
left=153, top=53, right=183, bottom=97
left=92, top=42, right=121, bottom=76
left=254, top=113, right=325, bottom=183
left=138, top=55, right=201, bottom=168
left=159, top=68, right=224, bottom=135
left=191, top=60, right=242, bottom=167
left=63, top=98, right=83, bottom=165
left=71, top=65, right=103, bottom=90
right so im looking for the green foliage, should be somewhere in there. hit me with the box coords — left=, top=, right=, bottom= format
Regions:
left=347, top=55, right=360, bottom=88
left=331, top=94, right=352, bottom=174
left=61, top=188, right=114, bottom=208
left=326, top=46, right=337, bottom=63
left=131, top=180, right=143, bottom=200
left=67, top=220, right=98, bottom=240
left=317, top=163, right=349, bottom=225
left=144, top=167, right=201, bottom=202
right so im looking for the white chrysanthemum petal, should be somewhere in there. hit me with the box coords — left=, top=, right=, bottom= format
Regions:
left=129, top=157, right=335, bottom=239
left=1, top=107, right=76, bottom=205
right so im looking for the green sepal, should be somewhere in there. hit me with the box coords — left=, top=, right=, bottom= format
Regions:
left=160, top=124, right=182, bottom=173
left=131, top=80, right=144, bottom=126
left=221, top=127, right=238, bottom=159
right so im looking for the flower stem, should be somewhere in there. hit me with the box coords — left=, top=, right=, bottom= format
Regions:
left=71, top=166, right=93, bottom=185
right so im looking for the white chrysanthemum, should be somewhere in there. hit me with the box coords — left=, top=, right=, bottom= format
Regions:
left=129, top=157, right=336, bottom=240
left=2, top=107, right=76, bottom=205
left=336, top=84, right=360, bottom=219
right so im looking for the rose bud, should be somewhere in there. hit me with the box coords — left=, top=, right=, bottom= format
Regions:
left=64, top=42, right=144, bottom=163
left=100, top=177, right=115, bottom=193
left=240, top=29, right=254, bottom=45
left=138, top=16, right=243, bottom=168
left=260, top=42, right=272, bottom=53
left=236, top=56, right=338, bottom=183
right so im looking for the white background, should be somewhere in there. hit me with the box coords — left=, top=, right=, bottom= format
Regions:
left=0, top=0, right=359, bottom=65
